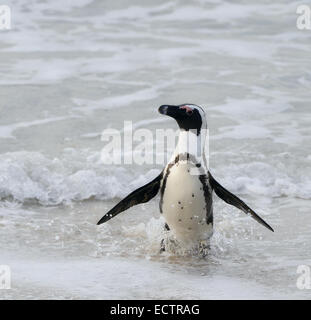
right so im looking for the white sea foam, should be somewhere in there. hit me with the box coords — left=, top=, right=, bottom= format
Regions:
left=213, top=161, right=311, bottom=200
left=0, top=150, right=309, bottom=207
left=0, top=149, right=167, bottom=205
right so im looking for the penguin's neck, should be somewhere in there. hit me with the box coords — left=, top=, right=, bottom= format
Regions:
left=171, top=129, right=207, bottom=165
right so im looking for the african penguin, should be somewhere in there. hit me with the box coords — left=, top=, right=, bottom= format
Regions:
left=97, top=104, right=274, bottom=251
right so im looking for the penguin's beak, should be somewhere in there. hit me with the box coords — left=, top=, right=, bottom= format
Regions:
left=158, top=105, right=170, bottom=115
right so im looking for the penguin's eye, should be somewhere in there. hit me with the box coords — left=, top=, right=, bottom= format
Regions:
left=180, top=106, right=193, bottom=116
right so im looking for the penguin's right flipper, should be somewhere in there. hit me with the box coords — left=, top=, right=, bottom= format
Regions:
left=97, top=172, right=163, bottom=225
left=209, top=172, right=274, bottom=232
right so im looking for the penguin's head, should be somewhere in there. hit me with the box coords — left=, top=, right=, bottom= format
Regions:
left=158, top=104, right=206, bottom=135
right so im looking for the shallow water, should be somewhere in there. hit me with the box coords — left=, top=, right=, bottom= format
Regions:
left=0, top=0, right=311, bottom=299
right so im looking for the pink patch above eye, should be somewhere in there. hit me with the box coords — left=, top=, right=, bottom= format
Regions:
left=179, top=105, right=193, bottom=113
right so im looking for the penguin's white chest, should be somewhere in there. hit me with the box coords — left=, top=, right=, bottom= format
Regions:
left=161, top=162, right=212, bottom=243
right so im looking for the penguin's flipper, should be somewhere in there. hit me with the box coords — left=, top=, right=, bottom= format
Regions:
left=209, top=173, right=274, bottom=232
left=97, top=172, right=163, bottom=225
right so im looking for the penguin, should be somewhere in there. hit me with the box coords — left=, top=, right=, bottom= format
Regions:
left=97, top=104, right=274, bottom=251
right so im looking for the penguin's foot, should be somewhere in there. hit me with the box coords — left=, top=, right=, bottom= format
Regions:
left=160, top=223, right=171, bottom=253
left=160, top=238, right=166, bottom=253
left=159, top=237, right=179, bottom=254
left=198, top=240, right=210, bottom=258
left=159, top=231, right=211, bottom=256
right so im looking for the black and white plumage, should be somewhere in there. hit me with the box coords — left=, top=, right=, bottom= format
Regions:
left=97, top=104, right=274, bottom=248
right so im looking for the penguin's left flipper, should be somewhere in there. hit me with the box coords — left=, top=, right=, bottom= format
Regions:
left=97, top=172, right=163, bottom=225
left=209, top=172, right=274, bottom=232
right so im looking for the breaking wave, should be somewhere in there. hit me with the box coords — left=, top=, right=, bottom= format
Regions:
left=0, top=150, right=310, bottom=206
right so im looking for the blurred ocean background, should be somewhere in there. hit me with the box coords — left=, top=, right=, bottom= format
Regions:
left=0, top=0, right=311, bottom=299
